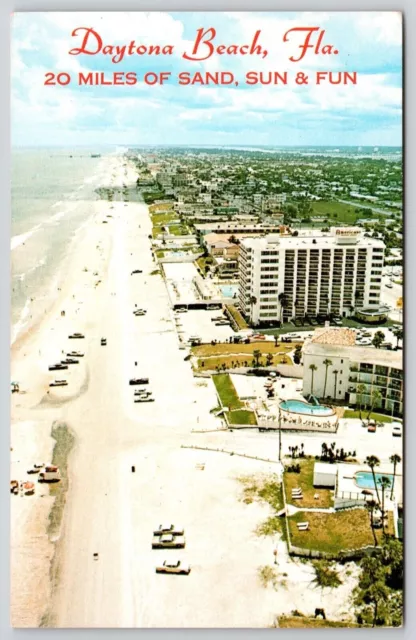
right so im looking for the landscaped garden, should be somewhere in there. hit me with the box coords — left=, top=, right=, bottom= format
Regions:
left=192, top=341, right=296, bottom=371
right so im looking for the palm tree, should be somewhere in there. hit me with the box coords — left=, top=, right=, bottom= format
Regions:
left=389, top=454, right=401, bottom=500
left=309, top=364, right=317, bottom=396
left=366, top=498, right=379, bottom=546
left=379, top=476, right=392, bottom=534
left=274, top=335, right=279, bottom=348
left=253, top=349, right=262, bottom=367
left=278, top=292, right=288, bottom=324
left=367, top=388, right=382, bottom=421
left=322, top=358, right=333, bottom=399
left=393, top=327, right=403, bottom=349
left=356, top=383, right=366, bottom=419
left=332, top=370, right=339, bottom=400
left=366, top=455, right=381, bottom=506
left=266, top=353, right=274, bottom=367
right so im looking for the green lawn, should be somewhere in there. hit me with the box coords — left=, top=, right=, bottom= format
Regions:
left=283, top=458, right=333, bottom=509
left=225, top=304, right=249, bottom=330
left=212, top=373, right=257, bottom=425
left=343, top=410, right=402, bottom=423
left=310, top=201, right=359, bottom=224
left=212, top=373, right=243, bottom=409
left=196, top=353, right=292, bottom=371
left=228, top=409, right=257, bottom=425
left=288, top=509, right=394, bottom=554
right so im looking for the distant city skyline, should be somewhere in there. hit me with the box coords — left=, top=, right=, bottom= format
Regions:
left=12, top=12, right=402, bottom=147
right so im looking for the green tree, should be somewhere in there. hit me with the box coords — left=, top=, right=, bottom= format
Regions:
left=309, top=364, right=317, bottom=396
left=366, top=498, right=379, bottom=547
left=389, top=454, right=401, bottom=500
left=379, top=476, right=392, bottom=535
left=367, top=388, right=382, bottom=421
left=356, top=383, right=366, bottom=419
left=253, top=349, right=262, bottom=367
left=293, top=345, right=302, bottom=365
left=322, top=358, right=333, bottom=399
left=372, top=330, right=385, bottom=349
left=266, top=353, right=274, bottom=367
left=365, top=455, right=381, bottom=506
left=367, top=581, right=390, bottom=627
left=393, top=327, right=403, bottom=349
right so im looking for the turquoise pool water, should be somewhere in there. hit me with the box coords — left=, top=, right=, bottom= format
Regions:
left=355, top=471, right=394, bottom=490
left=280, top=399, right=334, bottom=416
left=220, top=284, right=238, bottom=298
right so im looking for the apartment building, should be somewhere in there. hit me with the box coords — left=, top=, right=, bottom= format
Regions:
left=238, top=227, right=385, bottom=325
left=302, top=328, right=403, bottom=417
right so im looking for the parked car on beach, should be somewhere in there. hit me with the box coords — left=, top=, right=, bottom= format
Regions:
left=129, top=377, right=149, bottom=385
left=156, top=560, right=191, bottom=575
left=69, top=333, right=85, bottom=339
left=152, top=534, right=185, bottom=549
left=49, top=379, right=68, bottom=387
left=153, top=524, right=184, bottom=536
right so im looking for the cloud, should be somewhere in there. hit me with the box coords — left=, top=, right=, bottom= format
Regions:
left=11, top=11, right=402, bottom=147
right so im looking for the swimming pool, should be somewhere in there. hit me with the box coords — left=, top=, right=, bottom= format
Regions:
left=279, top=399, right=335, bottom=416
left=220, top=284, right=239, bottom=298
left=355, top=471, right=394, bottom=490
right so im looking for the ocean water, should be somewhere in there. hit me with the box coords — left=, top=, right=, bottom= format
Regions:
left=11, top=148, right=113, bottom=343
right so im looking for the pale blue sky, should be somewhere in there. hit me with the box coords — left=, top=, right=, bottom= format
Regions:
left=12, top=11, right=402, bottom=147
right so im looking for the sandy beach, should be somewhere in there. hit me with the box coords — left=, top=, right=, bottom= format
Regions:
left=11, top=156, right=359, bottom=628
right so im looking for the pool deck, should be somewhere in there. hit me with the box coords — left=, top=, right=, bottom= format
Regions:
left=336, top=462, right=403, bottom=505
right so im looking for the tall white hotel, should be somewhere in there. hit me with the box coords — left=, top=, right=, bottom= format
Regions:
left=238, top=227, right=385, bottom=325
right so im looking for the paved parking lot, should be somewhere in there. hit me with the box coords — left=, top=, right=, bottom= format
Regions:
left=175, top=308, right=235, bottom=344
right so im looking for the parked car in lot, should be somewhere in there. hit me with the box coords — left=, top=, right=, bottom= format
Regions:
left=156, top=560, right=191, bottom=575
left=392, top=423, right=402, bottom=437
left=152, top=534, right=186, bottom=549
left=153, top=524, right=184, bottom=536
left=367, top=423, right=377, bottom=433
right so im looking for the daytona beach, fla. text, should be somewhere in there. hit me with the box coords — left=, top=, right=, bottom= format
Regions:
left=68, top=26, right=268, bottom=63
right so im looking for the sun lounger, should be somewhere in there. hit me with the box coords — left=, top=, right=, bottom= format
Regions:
left=296, top=522, right=309, bottom=531
left=292, top=494, right=303, bottom=500
left=292, top=489, right=302, bottom=495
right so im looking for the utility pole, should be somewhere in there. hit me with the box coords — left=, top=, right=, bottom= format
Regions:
left=278, top=408, right=282, bottom=462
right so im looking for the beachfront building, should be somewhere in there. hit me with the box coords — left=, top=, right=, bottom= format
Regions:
left=238, top=227, right=385, bottom=325
left=302, top=327, right=403, bottom=416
